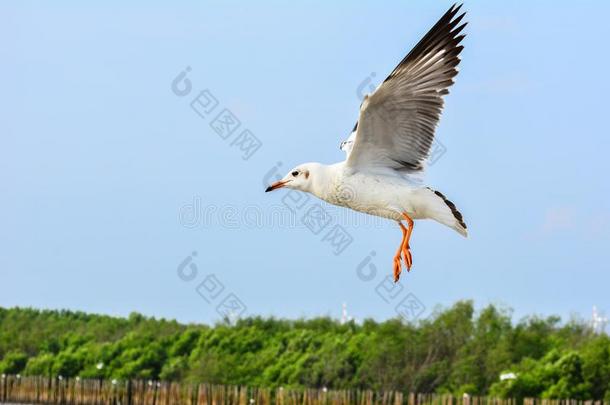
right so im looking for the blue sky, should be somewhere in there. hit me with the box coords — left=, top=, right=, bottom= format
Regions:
left=2, top=1, right=609, bottom=325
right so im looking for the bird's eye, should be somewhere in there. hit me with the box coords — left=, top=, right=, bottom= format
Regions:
left=291, top=171, right=299, bottom=177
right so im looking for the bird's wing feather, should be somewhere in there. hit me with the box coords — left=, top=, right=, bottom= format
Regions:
left=344, top=4, right=466, bottom=173
left=339, top=125, right=357, bottom=157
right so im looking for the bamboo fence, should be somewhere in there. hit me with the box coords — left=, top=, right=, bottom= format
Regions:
left=0, top=375, right=606, bottom=405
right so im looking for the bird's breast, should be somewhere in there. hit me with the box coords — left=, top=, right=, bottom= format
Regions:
left=323, top=172, right=413, bottom=221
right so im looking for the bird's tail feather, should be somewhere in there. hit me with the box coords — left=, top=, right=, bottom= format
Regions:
left=415, top=187, right=468, bottom=237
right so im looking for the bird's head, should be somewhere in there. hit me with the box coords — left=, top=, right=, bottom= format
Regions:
left=265, top=163, right=316, bottom=193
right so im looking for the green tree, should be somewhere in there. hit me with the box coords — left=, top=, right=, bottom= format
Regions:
left=0, top=350, right=28, bottom=374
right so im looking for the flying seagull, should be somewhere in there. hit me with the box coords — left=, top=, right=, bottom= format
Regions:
left=266, top=4, right=468, bottom=282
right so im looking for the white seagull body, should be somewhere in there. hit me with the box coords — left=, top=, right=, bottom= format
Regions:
left=266, top=4, right=468, bottom=281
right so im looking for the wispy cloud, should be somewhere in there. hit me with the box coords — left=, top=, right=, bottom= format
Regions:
left=528, top=206, right=610, bottom=240
left=585, top=213, right=610, bottom=237
left=541, top=206, right=575, bottom=234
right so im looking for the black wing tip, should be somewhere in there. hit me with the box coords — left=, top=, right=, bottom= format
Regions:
left=448, top=4, right=468, bottom=36
left=410, top=4, right=468, bottom=56
left=383, top=4, right=468, bottom=84
left=449, top=3, right=462, bottom=14
left=450, top=3, right=465, bottom=16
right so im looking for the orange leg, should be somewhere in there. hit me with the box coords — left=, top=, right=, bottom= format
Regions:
left=393, top=222, right=408, bottom=282
left=401, top=213, right=414, bottom=272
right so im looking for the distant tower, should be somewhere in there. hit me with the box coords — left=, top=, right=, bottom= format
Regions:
left=591, top=306, right=608, bottom=334
left=340, top=302, right=353, bottom=324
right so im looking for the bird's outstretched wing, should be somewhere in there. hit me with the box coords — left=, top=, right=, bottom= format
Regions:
left=343, top=4, right=466, bottom=173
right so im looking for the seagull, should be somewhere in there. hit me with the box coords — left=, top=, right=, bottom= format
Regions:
left=265, top=4, right=468, bottom=282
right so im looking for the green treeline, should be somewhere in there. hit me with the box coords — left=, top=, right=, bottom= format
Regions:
left=0, top=302, right=609, bottom=400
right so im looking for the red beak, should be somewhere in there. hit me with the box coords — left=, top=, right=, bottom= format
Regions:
left=265, top=180, right=289, bottom=192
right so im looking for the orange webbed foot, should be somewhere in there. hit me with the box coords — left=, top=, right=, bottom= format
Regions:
left=393, top=254, right=402, bottom=282
left=393, top=221, right=408, bottom=282
left=400, top=213, right=414, bottom=273
left=401, top=243, right=413, bottom=271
